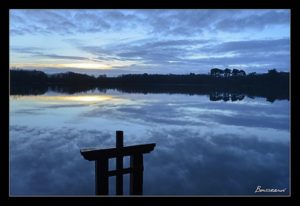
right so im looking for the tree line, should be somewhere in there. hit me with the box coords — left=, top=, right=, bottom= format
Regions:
left=10, top=68, right=289, bottom=88
left=210, top=68, right=247, bottom=77
left=10, top=68, right=289, bottom=102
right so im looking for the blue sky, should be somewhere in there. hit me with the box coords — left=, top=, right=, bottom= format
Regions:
left=9, top=9, right=290, bottom=76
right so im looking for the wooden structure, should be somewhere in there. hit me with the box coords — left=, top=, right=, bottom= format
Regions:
left=80, top=131, right=155, bottom=195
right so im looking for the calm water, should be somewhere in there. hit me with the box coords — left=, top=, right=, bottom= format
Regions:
left=9, top=89, right=290, bottom=195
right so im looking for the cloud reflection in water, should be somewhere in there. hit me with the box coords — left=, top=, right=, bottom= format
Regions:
left=9, top=92, right=290, bottom=195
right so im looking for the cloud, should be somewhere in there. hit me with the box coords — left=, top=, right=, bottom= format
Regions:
left=11, top=47, right=44, bottom=55
left=166, top=38, right=290, bottom=71
left=11, top=46, right=93, bottom=61
left=10, top=125, right=114, bottom=195
left=77, top=37, right=289, bottom=73
left=142, top=9, right=233, bottom=36
left=38, top=54, right=90, bottom=61
left=200, top=38, right=290, bottom=54
left=136, top=9, right=289, bottom=36
left=215, top=10, right=290, bottom=32
left=10, top=124, right=289, bottom=195
left=79, top=38, right=211, bottom=65
left=10, top=10, right=144, bottom=36
left=10, top=10, right=290, bottom=37
left=142, top=129, right=289, bottom=195
left=80, top=93, right=290, bottom=131
left=10, top=10, right=80, bottom=35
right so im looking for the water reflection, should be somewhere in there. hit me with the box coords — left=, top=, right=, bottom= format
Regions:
left=144, top=129, right=289, bottom=195
left=10, top=84, right=289, bottom=103
left=209, top=92, right=245, bottom=102
left=9, top=89, right=290, bottom=195
left=11, top=94, right=115, bottom=103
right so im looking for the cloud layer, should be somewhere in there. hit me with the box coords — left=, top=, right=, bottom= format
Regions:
left=10, top=10, right=289, bottom=36
left=10, top=9, right=290, bottom=75
left=10, top=124, right=289, bottom=195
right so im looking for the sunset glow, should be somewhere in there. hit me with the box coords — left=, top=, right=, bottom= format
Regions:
left=60, top=63, right=112, bottom=70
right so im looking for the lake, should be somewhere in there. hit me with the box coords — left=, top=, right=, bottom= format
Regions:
left=9, top=89, right=290, bottom=196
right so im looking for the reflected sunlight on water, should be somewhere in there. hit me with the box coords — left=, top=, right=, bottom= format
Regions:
left=58, top=95, right=113, bottom=102
left=10, top=94, right=127, bottom=104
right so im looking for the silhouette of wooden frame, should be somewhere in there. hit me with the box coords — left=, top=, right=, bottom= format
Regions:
left=80, top=131, right=155, bottom=195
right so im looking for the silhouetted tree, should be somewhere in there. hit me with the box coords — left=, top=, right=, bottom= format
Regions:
left=210, top=68, right=224, bottom=77
left=232, top=69, right=239, bottom=76
left=224, top=68, right=231, bottom=77
left=248, top=72, right=256, bottom=76
left=10, top=69, right=48, bottom=85
left=268, top=69, right=278, bottom=75
left=49, top=71, right=96, bottom=84
left=238, top=70, right=246, bottom=76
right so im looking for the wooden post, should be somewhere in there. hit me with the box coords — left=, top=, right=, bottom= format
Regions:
left=116, top=131, right=123, bottom=195
left=95, top=157, right=109, bottom=195
left=130, top=154, right=144, bottom=195
left=80, top=131, right=155, bottom=196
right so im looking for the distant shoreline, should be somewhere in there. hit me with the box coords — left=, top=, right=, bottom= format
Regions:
left=10, top=69, right=289, bottom=102
left=10, top=69, right=289, bottom=85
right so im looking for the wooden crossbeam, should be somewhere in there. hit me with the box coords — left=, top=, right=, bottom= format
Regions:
left=107, top=168, right=132, bottom=176
left=80, top=143, right=156, bottom=160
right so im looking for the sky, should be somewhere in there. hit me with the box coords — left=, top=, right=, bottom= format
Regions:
left=9, top=9, right=290, bottom=76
